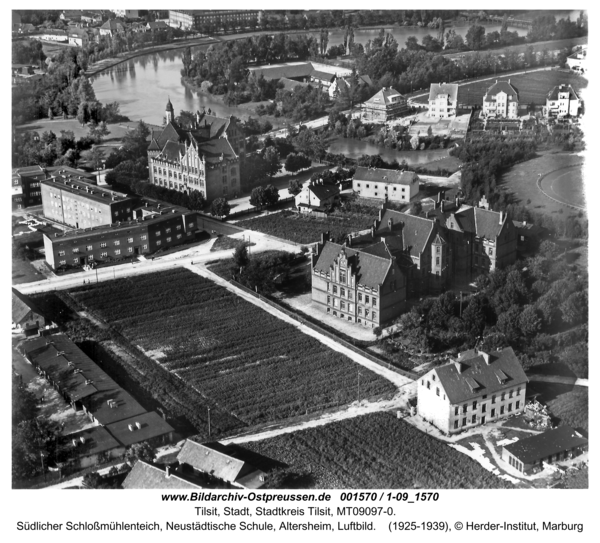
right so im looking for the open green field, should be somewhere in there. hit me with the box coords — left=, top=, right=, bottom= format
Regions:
left=243, top=412, right=510, bottom=489
left=68, top=269, right=395, bottom=428
left=414, top=69, right=587, bottom=106
left=236, top=209, right=377, bottom=245
left=499, top=151, right=585, bottom=214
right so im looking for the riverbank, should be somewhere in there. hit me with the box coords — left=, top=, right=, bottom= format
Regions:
left=84, top=36, right=218, bottom=77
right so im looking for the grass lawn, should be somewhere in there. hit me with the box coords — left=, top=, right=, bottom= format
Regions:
left=499, top=151, right=585, bottom=215
left=15, top=118, right=131, bottom=142
left=12, top=256, right=44, bottom=285
left=414, top=69, right=587, bottom=106
left=242, top=412, right=511, bottom=489
left=417, top=155, right=463, bottom=174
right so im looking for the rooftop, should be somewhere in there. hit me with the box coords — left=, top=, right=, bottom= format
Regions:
left=354, top=166, right=418, bottom=185
left=429, top=83, right=459, bottom=102
left=12, top=288, right=45, bottom=325
left=432, top=347, right=528, bottom=404
left=122, top=461, right=203, bottom=490
left=484, top=80, right=519, bottom=101
left=364, top=87, right=406, bottom=107
left=105, top=411, right=174, bottom=448
left=63, top=426, right=120, bottom=458
left=504, top=426, right=588, bottom=464
left=42, top=177, right=129, bottom=205
left=22, top=334, right=147, bottom=425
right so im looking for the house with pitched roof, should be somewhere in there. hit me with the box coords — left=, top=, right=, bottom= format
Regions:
left=123, top=461, right=204, bottom=489
left=148, top=99, right=244, bottom=201
left=428, top=83, right=458, bottom=119
left=295, top=181, right=340, bottom=213
left=363, top=87, right=409, bottom=122
left=99, top=19, right=126, bottom=36
left=311, top=233, right=408, bottom=327
left=176, top=440, right=266, bottom=489
left=483, top=80, right=519, bottom=119
left=353, top=166, right=419, bottom=203
left=418, top=347, right=528, bottom=434
left=502, top=426, right=588, bottom=474
left=12, top=288, right=46, bottom=334
left=544, top=84, right=581, bottom=118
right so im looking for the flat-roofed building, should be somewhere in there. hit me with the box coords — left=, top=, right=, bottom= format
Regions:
left=43, top=201, right=200, bottom=270
left=41, top=177, right=134, bottom=230
left=502, top=426, right=588, bottom=474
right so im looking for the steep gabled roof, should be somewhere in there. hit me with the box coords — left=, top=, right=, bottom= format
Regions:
left=378, top=209, right=436, bottom=257
left=177, top=441, right=246, bottom=483
left=157, top=140, right=185, bottom=163
left=429, top=83, right=458, bottom=102
left=313, top=241, right=392, bottom=289
left=434, top=347, right=528, bottom=404
left=155, top=121, right=188, bottom=148
left=504, top=426, right=588, bottom=464
left=453, top=206, right=505, bottom=240
left=365, top=87, right=406, bottom=106
left=12, top=288, right=45, bottom=325
left=123, top=461, right=203, bottom=490
left=484, top=80, right=519, bottom=102
left=308, top=183, right=340, bottom=200
left=546, top=84, right=579, bottom=101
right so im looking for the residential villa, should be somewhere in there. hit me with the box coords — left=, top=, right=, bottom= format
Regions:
left=544, top=84, right=581, bottom=118
left=295, top=181, right=340, bottom=213
left=428, top=83, right=458, bottom=119
left=482, top=80, right=519, bottom=119
left=362, top=87, right=409, bottom=122
left=352, top=166, right=419, bottom=203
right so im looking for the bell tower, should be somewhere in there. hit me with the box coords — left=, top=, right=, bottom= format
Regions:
left=165, top=97, right=175, bottom=124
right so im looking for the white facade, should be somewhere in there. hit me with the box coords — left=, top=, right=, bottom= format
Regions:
left=545, top=86, right=580, bottom=118
left=150, top=142, right=208, bottom=198
left=483, top=90, right=519, bottom=118
left=418, top=367, right=526, bottom=435
left=353, top=171, right=419, bottom=203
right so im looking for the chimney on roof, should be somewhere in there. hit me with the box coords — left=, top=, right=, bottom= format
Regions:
left=440, top=201, right=445, bottom=212
left=454, top=361, right=464, bottom=373
left=499, top=211, right=504, bottom=224
left=481, top=352, right=491, bottom=365
left=128, top=424, right=134, bottom=432
left=165, top=465, right=171, bottom=478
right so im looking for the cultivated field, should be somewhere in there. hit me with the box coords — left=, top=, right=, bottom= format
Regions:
left=414, top=70, right=587, bottom=107
left=546, top=386, right=588, bottom=432
left=243, top=412, right=510, bottom=489
left=69, top=269, right=396, bottom=426
left=236, top=209, right=377, bottom=245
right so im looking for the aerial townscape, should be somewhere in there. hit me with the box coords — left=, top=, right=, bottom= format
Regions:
left=12, top=9, right=588, bottom=491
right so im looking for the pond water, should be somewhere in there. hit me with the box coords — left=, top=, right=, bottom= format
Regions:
left=91, top=11, right=582, bottom=125
left=327, top=137, right=450, bottom=164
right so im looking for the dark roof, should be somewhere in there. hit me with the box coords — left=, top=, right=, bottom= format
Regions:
left=100, top=19, right=125, bottom=31
left=63, top=426, right=120, bottom=458
left=105, top=411, right=174, bottom=447
left=484, top=81, right=519, bottom=101
left=313, top=241, right=392, bottom=289
left=311, top=70, right=335, bottom=83
left=429, top=83, right=458, bottom=102
left=452, top=206, right=505, bottom=239
left=308, top=183, right=340, bottom=200
left=546, top=84, right=579, bottom=101
left=250, top=62, right=313, bottom=81
left=23, top=334, right=147, bottom=425
left=122, top=461, right=203, bottom=490
left=158, top=140, right=185, bottom=162
left=365, top=87, right=406, bottom=106
left=177, top=441, right=265, bottom=489
left=12, top=288, right=45, bottom=325
left=433, top=347, right=528, bottom=404
left=354, top=166, right=418, bottom=185
left=278, top=77, right=309, bottom=92
left=377, top=209, right=436, bottom=257
left=199, top=137, right=238, bottom=163
left=504, top=426, right=588, bottom=464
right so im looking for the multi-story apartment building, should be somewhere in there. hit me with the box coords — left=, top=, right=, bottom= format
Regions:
left=428, top=83, right=458, bottom=118
left=418, top=347, right=528, bottom=435
left=362, top=87, right=409, bottom=122
left=12, top=166, right=46, bottom=210
left=483, top=80, right=519, bottom=118
left=41, top=177, right=135, bottom=229
left=148, top=99, right=244, bottom=200
left=353, top=167, right=419, bottom=203
left=311, top=234, right=407, bottom=328
left=544, top=84, right=581, bottom=118
left=43, top=202, right=199, bottom=270
left=169, top=10, right=260, bottom=31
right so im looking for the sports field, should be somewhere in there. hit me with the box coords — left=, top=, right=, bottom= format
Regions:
left=540, top=165, right=585, bottom=208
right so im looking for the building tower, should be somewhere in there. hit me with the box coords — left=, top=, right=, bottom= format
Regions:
left=165, top=97, right=175, bottom=124
left=431, top=234, right=448, bottom=292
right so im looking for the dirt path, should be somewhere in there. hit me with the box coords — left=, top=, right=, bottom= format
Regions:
left=222, top=385, right=416, bottom=445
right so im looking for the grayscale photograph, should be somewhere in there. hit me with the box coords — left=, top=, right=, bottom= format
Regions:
left=12, top=8, right=588, bottom=492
